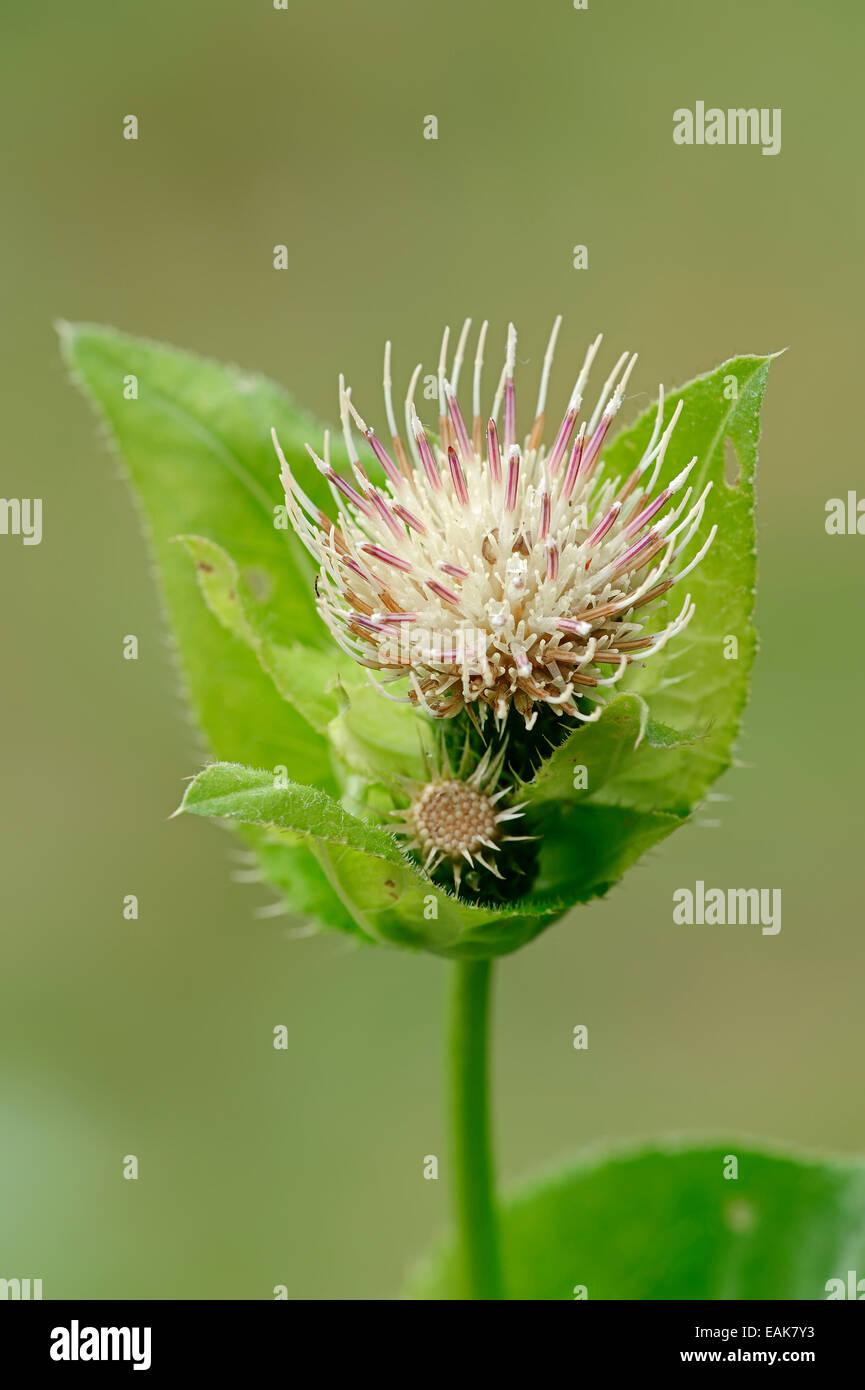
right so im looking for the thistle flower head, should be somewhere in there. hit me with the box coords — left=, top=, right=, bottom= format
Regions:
left=274, top=319, right=716, bottom=730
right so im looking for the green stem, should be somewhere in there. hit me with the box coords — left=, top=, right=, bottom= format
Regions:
left=447, top=958, right=504, bottom=1300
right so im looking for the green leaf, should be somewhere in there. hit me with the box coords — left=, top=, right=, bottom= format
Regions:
left=60, top=322, right=332, bottom=781
left=178, top=762, right=403, bottom=859
left=179, top=534, right=433, bottom=794
left=409, top=1139, right=865, bottom=1300
left=532, top=803, right=684, bottom=899
left=514, top=354, right=773, bottom=902
left=236, top=826, right=374, bottom=944
left=644, top=718, right=704, bottom=750
left=327, top=682, right=434, bottom=787
left=178, top=534, right=362, bottom=736
left=521, top=693, right=699, bottom=808
left=177, top=762, right=613, bottom=958
left=597, top=354, right=774, bottom=814
left=519, top=696, right=700, bottom=896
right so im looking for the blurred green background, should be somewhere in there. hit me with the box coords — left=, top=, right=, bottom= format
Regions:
left=1, top=0, right=863, bottom=1298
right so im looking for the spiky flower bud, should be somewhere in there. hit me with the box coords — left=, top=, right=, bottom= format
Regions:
left=391, top=740, right=528, bottom=892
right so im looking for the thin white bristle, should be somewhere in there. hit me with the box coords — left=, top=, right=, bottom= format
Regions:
left=451, top=317, right=472, bottom=396
left=534, top=314, right=562, bottom=420
left=472, top=320, right=489, bottom=422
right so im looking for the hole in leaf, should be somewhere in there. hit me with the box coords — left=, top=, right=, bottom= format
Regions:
left=243, top=566, right=274, bottom=602
left=723, top=436, right=741, bottom=489
left=724, top=1197, right=757, bottom=1234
